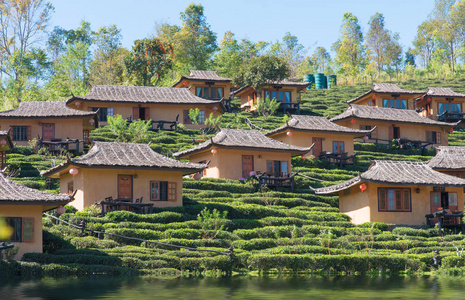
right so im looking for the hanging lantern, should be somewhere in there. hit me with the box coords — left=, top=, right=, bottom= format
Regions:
left=56, top=206, right=66, bottom=215
left=69, top=168, right=79, bottom=176
left=211, top=148, right=217, bottom=155
left=362, top=135, right=369, bottom=142
left=420, top=96, right=424, bottom=101
left=301, top=155, right=306, bottom=160
left=427, top=98, right=432, bottom=103
left=183, top=81, right=188, bottom=86
left=193, top=172, right=202, bottom=180
left=359, top=183, right=367, bottom=194
left=75, top=101, right=81, bottom=107
left=449, top=128, right=454, bottom=133
left=372, top=94, right=376, bottom=100
left=302, top=88, right=307, bottom=92
left=0, top=139, right=6, bottom=146
left=89, top=118, right=95, bottom=125
left=212, top=106, right=218, bottom=111
left=350, top=119, right=356, bottom=124
left=287, top=131, right=293, bottom=136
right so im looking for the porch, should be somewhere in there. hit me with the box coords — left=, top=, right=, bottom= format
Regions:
left=318, top=152, right=356, bottom=168
left=99, top=196, right=154, bottom=216
left=254, top=172, right=296, bottom=192
left=279, top=102, right=300, bottom=114
left=127, top=115, right=179, bottom=132
left=38, top=137, right=81, bottom=155
left=425, top=210, right=464, bottom=235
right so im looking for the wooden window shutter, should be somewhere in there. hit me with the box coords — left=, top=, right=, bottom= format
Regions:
left=168, top=182, right=177, bottom=201
left=144, top=107, right=150, bottom=120
left=426, top=131, right=432, bottom=143
left=150, top=181, right=160, bottom=201
left=183, top=110, right=191, bottom=124
left=133, top=107, right=139, bottom=120
left=22, top=218, right=34, bottom=242
left=9, top=126, right=13, bottom=140
left=388, top=126, right=394, bottom=140
left=437, top=132, right=441, bottom=144
left=26, top=126, right=31, bottom=140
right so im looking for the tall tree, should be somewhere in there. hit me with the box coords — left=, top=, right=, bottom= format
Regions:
left=281, top=32, right=306, bottom=79
left=366, top=13, right=391, bottom=75
left=311, top=47, right=331, bottom=73
left=404, top=48, right=416, bottom=67
left=173, top=3, right=217, bottom=70
left=412, top=20, right=437, bottom=68
left=124, top=38, right=174, bottom=86
left=213, top=31, right=241, bottom=78
left=332, top=12, right=366, bottom=77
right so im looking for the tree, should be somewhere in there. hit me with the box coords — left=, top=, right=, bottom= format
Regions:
left=332, top=12, right=367, bottom=77
left=233, top=54, right=289, bottom=92
left=280, top=32, right=306, bottom=79
left=366, top=13, right=391, bottom=75
left=404, top=48, right=416, bottom=67
left=311, top=47, right=331, bottom=73
left=213, top=31, right=241, bottom=78
left=124, top=38, right=173, bottom=86
left=413, top=20, right=437, bottom=68
left=173, top=3, right=217, bottom=70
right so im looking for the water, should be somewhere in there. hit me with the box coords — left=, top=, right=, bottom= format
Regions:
left=1, top=275, right=465, bottom=300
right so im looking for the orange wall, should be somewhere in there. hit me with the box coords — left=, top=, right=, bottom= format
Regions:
left=270, top=131, right=357, bottom=156
left=417, top=96, right=465, bottom=119
left=0, top=118, right=93, bottom=152
left=338, top=182, right=464, bottom=225
left=353, top=93, right=418, bottom=110
left=0, top=205, right=44, bottom=260
left=174, top=80, right=234, bottom=99
left=69, top=102, right=222, bottom=130
left=60, top=168, right=184, bottom=210
left=187, top=148, right=292, bottom=180
left=335, top=119, right=450, bottom=146
left=239, top=85, right=302, bottom=110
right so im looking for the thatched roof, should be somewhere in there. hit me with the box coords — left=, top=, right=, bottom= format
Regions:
left=0, top=101, right=97, bottom=119
left=67, top=85, right=224, bottom=107
left=0, top=172, right=72, bottom=205
left=424, top=87, right=465, bottom=98
left=173, top=128, right=314, bottom=158
left=347, top=83, right=424, bottom=104
left=172, top=70, right=231, bottom=87
left=331, top=104, right=457, bottom=127
left=428, top=146, right=465, bottom=171
left=266, top=115, right=374, bottom=137
left=42, top=142, right=207, bottom=177
left=234, top=81, right=309, bottom=96
left=312, top=160, right=465, bottom=194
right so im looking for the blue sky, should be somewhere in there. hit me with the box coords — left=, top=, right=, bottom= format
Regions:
left=49, top=0, right=435, bottom=56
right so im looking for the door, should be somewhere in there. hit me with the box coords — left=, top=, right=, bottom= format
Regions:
left=42, top=123, right=55, bottom=141
left=430, top=192, right=441, bottom=225
left=118, top=175, right=133, bottom=200
left=242, top=155, right=254, bottom=178
left=312, top=137, right=323, bottom=157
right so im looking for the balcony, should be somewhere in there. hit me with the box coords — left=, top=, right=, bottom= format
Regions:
left=437, top=111, right=465, bottom=123
left=279, top=102, right=300, bottom=114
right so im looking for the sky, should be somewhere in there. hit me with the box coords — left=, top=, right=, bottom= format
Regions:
left=49, top=0, right=436, bottom=56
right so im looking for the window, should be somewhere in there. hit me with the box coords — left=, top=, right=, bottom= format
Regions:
left=92, top=107, right=113, bottom=122
left=12, top=126, right=29, bottom=141
left=383, top=99, right=407, bottom=109
left=266, top=160, right=289, bottom=177
left=378, top=188, right=411, bottom=212
left=68, top=181, right=74, bottom=195
left=195, top=86, right=224, bottom=99
left=438, top=103, right=462, bottom=114
left=2, top=217, right=34, bottom=242
left=264, top=90, right=292, bottom=102
left=426, top=131, right=441, bottom=144
left=198, top=110, right=205, bottom=124
left=360, top=125, right=372, bottom=138
left=183, top=110, right=192, bottom=124
left=150, top=181, right=177, bottom=201
left=332, top=141, right=344, bottom=154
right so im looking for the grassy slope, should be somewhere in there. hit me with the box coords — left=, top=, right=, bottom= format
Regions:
left=6, top=78, right=465, bottom=276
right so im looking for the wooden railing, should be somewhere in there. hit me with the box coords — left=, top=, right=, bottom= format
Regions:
left=425, top=210, right=464, bottom=236
left=318, top=152, right=356, bottom=168
left=254, top=173, right=296, bottom=192
left=437, top=111, right=465, bottom=123
left=127, top=114, right=179, bottom=132
left=279, top=102, right=300, bottom=114
left=38, top=137, right=81, bottom=155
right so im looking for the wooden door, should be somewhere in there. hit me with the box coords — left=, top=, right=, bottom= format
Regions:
left=242, top=155, right=254, bottom=178
left=312, top=137, right=323, bottom=157
left=42, top=123, right=55, bottom=141
left=388, top=126, right=394, bottom=140
left=118, top=175, right=133, bottom=200
left=430, top=192, right=441, bottom=224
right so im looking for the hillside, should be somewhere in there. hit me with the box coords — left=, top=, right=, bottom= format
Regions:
left=3, top=79, right=465, bottom=277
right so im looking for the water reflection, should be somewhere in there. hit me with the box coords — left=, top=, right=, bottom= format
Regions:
left=2, top=275, right=465, bottom=300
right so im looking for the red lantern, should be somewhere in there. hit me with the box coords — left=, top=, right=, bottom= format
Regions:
left=75, top=101, right=81, bottom=107
left=183, top=81, right=188, bottom=86
left=287, top=131, right=293, bottom=136
left=350, top=119, right=356, bottom=125
left=301, top=155, right=306, bottom=160
left=212, top=106, right=218, bottom=111
left=372, top=94, right=376, bottom=100
left=427, top=98, right=432, bottom=103
left=420, top=96, right=424, bottom=101
left=0, top=139, right=6, bottom=146
left=302, top=88, right=307, bottom=92
left=211, top=148, right=217, bottom=155
left=193, top=172, right=202, bottom=180
left=56, top=206, right=66, bottom=215
left=69, top=168, right=79, bottom=176
left=89, top=118, right=95, bottom=125
left=449, top=128, right=454, bottom=133
left=359, top=183, right=367, bottom=194
left=362, top=135, right=369, bottom=142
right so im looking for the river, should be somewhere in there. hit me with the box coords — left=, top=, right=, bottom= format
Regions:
left=1, top=275, right=464, bottom=299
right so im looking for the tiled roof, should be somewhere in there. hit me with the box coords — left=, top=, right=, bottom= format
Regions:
left=42, top=142, right=206, bottom=177
left=347, top=83, right=424, bottom=104
left=172, top=70, right=232, bottom=87
left=68, top=85, right=224, bottom=105
left=428, top=146, right=465, bottom=171
left=331, top=104, right=457, bottom=127
left=234, top=80, right=309, bottom=96
left=313, top=160, right=465, bottom=194
left=174, top=128, right=313, bottom=158
left=425, top=87, right=465, bottom=98
left=0, top=172, right=72, bottom=203
left=0, top=101, right=97, bottom=118
left=266, top=115, right=373, bottom=137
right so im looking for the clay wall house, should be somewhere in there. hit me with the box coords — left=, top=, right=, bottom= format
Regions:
left=331, top=104, right=457, bottom=146
left=0, top=130, right=14, bottom=169
left=312, top=160, right=465, bottom=225
left=415, top=87, right=465, bottom=124
left=173, top=128, right=312, bottom=180
left=66, top=85, right=225, bottom=130
left=428, top=146, right=465, bottom=179
left=41, top=142, right=205, bottom=211
left=0, top=101, right=98, bottom=153
left=0, top=172, right=72, bottom=259
left=234, top=81, right=308, bottom=114
left=347, top=83, right=424, bottom=110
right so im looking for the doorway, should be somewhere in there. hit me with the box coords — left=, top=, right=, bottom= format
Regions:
left=242, top=155, right=254, bottom=178
left=312, top=137, right=322, bottom=157
left=42, top=123, right=55, bottom=141
left=118, top=175, right=133, bottom=201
